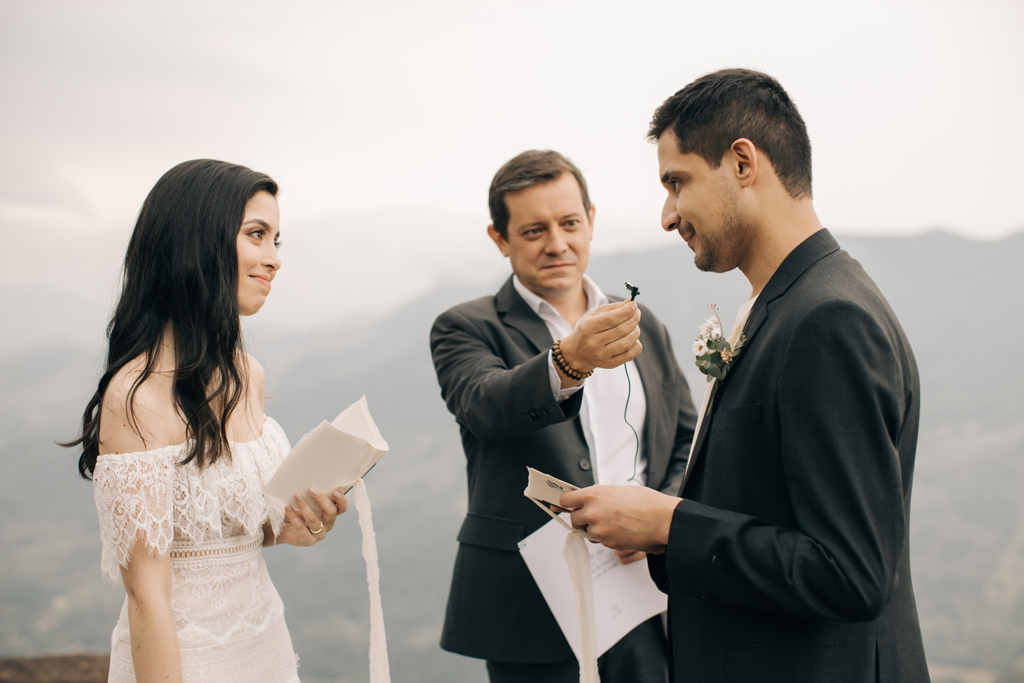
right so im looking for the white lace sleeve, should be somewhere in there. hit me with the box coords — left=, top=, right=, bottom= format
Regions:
left=93, top=447, right=179, bottom=583
left=256, top=417, right=292, bottom=538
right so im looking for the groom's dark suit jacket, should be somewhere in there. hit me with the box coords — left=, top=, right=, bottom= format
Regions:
left=430, top=276, right=697, bottom=662
left=649, top=230, right=929, bottom=682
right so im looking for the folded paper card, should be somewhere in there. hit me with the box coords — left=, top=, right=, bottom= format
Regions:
left=264, top=396, right=389, bottom=516
left=524, top=466, right=579, bottom=508
left=523, top=467, right=600, bottom=542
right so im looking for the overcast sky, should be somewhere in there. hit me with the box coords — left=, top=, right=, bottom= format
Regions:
left=3, top=0, right=1023, bottom=333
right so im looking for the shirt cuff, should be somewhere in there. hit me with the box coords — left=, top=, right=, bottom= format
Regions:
left=548, top=349, right=585, bottom=402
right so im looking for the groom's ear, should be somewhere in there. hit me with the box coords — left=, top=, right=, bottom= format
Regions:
left=728, top=138, right=758, bottom=189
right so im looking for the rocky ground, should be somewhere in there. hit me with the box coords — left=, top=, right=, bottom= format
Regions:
left=0, top=654, right=108, bottom=683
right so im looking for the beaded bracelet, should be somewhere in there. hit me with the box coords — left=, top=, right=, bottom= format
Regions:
left=552, top=340, right=594, bottom=381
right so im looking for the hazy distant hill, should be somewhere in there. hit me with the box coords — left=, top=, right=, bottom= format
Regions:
left=2, top=231, right=1023, bottom=682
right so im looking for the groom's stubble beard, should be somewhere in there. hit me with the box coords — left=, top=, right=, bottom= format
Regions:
left=693, top=182, right=748, bottom=274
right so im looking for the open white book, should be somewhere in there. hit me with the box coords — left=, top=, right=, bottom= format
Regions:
left=263, top=396, right=389, bottom=515
left=264, top=396, right=392, bottom=681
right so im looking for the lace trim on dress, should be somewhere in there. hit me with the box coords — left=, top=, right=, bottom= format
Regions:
left=169, top=535, right=263, bottom=563
left=93, top=417, right=292, bottom=583
left=94, top=445, right=177, bottom=583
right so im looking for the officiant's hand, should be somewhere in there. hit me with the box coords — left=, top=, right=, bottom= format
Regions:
left=275, top=486, right=348, bottom=547
left=556, top=301, right=642, bottom=387
left=559, top=485, right=680, bottom=554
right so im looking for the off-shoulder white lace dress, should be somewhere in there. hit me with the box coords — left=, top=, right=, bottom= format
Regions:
left=93, top=417, right=299, bottom=682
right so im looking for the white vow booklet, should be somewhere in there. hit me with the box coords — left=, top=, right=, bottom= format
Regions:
left=524, top=467, right=579, bottom=513
left=523, top=467, right=597, bottom=541
left=263, top=396, right=389, bottom=515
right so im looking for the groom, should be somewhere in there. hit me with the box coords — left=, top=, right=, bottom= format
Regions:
left=560, top=69, right=930, bottom=682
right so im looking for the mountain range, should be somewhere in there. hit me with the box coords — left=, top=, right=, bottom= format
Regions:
left=2, top=230, right=1022, bottom=683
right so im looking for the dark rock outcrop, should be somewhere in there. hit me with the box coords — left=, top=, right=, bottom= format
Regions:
left=0, top=654, right=109, bottom=683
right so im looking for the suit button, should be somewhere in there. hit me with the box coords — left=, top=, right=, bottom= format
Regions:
left=578, top=458, right=591, bottom=471
left=539, top=409, right=549, bottom=419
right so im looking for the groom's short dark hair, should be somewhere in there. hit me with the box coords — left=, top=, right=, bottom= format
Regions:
left=648, top=69, right=813, bottom=199
left=489, top=150, right=592, bottom=239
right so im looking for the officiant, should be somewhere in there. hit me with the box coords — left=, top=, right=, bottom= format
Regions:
left=429, top=150, right=698, bottom=683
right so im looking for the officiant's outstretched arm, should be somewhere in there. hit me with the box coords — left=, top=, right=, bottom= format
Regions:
left=561, top=69, right=930, bottom=682
left=429, top=150, right=697, bottom=682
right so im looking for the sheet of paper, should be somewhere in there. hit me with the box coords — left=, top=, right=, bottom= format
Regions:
left=519, top=516, right=667, bottom=659
left=264, top=396, right=388, bottom=515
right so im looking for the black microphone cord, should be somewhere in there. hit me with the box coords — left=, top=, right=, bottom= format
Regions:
left=622, top=281, right=642, bottom=485
left=625, top=363, right=641, bottom=484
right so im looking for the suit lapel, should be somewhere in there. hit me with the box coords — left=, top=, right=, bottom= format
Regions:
left=714, top=229, right=840, bottom=380
left=495, top=276, right=554, bottom=353
left=679, top=229, right=841, bottom=495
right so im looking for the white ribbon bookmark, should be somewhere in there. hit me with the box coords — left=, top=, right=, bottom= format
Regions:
left=524, top=468, right=601, bottom=683
left=350, top=478, right=391, bottom=683
left=563, top=529, right=600, bottom=683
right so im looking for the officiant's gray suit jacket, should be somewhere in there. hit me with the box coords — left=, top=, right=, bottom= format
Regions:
left=648, top=229, right=929, bottom=682
left=430, top=276, right=697, bottom=663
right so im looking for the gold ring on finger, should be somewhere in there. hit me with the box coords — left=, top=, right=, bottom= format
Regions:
left=309, top=522, right=325, bottom=535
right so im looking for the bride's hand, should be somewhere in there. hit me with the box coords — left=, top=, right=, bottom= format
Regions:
left=276, top=486, right=348, bottom=547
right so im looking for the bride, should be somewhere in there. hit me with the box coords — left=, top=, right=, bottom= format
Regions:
left=64, top=159, right=345, bottom=682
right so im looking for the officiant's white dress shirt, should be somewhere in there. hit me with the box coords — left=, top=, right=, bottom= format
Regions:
left=513, top=275, right=648, bottom=486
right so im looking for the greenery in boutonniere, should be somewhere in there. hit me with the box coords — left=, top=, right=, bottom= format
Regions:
left=693, top=304, right=746, bottom=383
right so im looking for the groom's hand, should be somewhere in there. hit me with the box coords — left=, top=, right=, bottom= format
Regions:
left=557, top=300, right=642, bottom=386
left=559, top=485, right=680, bottom=553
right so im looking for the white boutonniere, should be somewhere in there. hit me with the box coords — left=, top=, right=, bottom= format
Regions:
left=693, top=304, right=745, bottom=382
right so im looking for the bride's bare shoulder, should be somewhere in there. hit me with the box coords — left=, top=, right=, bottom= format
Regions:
left=244, top=353, right=265, bottom=391
left=243, top=352, right=266, bottom=408
left=99, top=355, right=186, bottom=455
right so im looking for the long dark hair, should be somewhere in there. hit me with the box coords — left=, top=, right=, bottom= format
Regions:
left=65, top=159, right=278, bottom=479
